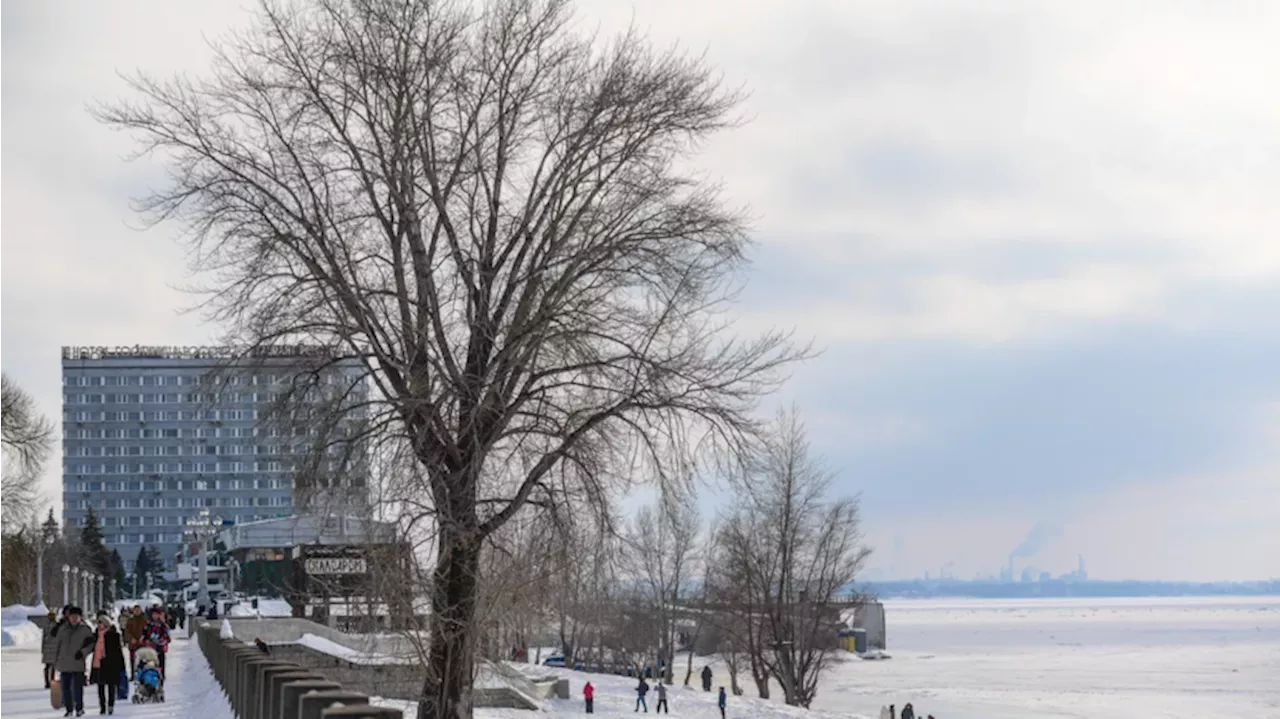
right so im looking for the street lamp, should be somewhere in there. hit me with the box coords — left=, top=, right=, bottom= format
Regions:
left=228, top=558, right=239, bottom=597
left=36, top=530, right=56, bottom=606
left=70, top=567, right=80, bottom=605
left=62, top=565, right=70, bottom=607
left=185, top=509, right=223, bottom=612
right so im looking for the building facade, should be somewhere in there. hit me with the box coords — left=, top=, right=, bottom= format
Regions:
left=61, top=345, right=367, bottom=571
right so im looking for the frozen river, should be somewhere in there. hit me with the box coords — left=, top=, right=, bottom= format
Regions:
left=812, top=595, right=1280, bottom=719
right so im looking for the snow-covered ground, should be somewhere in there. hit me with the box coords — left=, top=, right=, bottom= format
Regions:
left=8, top=596, right=1274, bottom=719
left=225, top=597, right=292, bottom=618
left=1, top=632, right=232, bottom=719
left=810, top=595, right=1280, bottom=719
left=373, top=596, right=1280, bottom=719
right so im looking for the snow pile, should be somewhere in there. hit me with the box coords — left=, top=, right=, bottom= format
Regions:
left=297, top=633, right=401, bottom=665
left=1, top=604, right=47, bottom=624
left=219, top=619, right=235, bottom=639
left=224, top=598, right=292, bottom=618
left=1, top=604, right=48, bottom=648
left=1, top=622, right=43, bottom=648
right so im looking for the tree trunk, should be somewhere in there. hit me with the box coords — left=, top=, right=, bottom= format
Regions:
left=418, top=530, right=482, bottom=719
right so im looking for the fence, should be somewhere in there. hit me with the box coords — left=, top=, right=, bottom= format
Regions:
left=194, top=620, right=404, bottom=719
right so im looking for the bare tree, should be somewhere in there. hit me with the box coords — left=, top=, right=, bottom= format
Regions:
left=2, top=374, right=54, bottom=529
left=97, top=1, right=799, bottom=711
left=715, top=408, right=870, bottom=708
left=623, top=486, right=700, bottom=683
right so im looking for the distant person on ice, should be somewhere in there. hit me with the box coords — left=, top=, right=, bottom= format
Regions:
left=635, top=676, right=649, bottom=712
left=901, top=702, right=916, bottom=719
left=718, top=686, right=727, bottom=719
left=583, top=681, right=594, bottom=713
left=701, top=665, right=712, bottom=691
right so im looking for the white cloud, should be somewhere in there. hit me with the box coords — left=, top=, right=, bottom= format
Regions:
left=3, top=0, right=1278, bottom=579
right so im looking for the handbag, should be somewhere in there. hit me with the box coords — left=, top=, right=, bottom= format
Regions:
left=118, top=669, right=129, bottom=700
left=50, top=677, right=62, bottom=710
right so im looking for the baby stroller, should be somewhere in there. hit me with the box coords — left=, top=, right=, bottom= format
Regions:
left=132, top=647, right=165, bottom=703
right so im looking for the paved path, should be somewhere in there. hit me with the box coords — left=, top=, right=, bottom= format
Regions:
left=1, top=635, right=231, bottom=719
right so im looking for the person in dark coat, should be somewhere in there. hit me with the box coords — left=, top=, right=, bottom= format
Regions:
left=635, top=677, right=649, bottom=712
left=52, top=604, right=95, bottom=717
left=901, top=702, right=916, bottom=719
left=718, top=686, right=727, bottom=719
left=88, top=613, right=126, bottom=715
left=42, top=610, right=60, bottom=688
left=701, top=665, right=713, bottom=692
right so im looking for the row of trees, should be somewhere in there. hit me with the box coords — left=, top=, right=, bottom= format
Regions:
left=467, top=409, right=869, bottom=709
left=2, top=374, right=59, bottom=606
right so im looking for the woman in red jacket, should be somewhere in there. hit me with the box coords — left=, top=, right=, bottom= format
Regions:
left=583, top=681, right=594, bottom=714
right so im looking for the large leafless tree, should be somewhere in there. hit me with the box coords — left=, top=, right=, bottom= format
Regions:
left=96, top=0, right=798, bottom=715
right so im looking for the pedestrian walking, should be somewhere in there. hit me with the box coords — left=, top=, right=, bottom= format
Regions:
left=42, top=610, right=60, bottom=688
left=89, top=613, right=126, bottom=715
left=701, top=665, right=713, bottom=692
left=141, top=606, right=171, bottom=676
left=123, top=606, right=146, bottom=677
left=583, top=681, right=595, bottom=714
left=718, top=686, right=727, bottom=719
left=52, top=605, right=95, bottom=717
left=654, top=681, right=669, bottom=714
left=635, top=677, right=649, bottom=712
left=901, top=702, right=916, bottom=719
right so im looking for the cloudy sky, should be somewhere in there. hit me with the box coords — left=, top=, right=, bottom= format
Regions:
left=4, top=0, right=1278, bottom=582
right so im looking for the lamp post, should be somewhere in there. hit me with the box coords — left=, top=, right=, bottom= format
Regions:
left=96, top=573, right=104, bottom=610
left=36, top=530, right=55, bottom=606
left=185, top=509, right=223, bottom=612
left=62, top=565, right=71, bottom=607
left=70, top=567, right=80, bottom=606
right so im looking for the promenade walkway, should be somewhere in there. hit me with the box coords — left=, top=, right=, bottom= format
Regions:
left=1, top=633, right=231, bottom=719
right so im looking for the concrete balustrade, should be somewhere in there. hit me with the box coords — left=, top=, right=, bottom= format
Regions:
left=320, top=705, right=406, bottom=718
left=194, top=619, right=403, bottom=719
left=263, top=670, right=322, bottom=719
left=298, top=691, right=373, bottom=719
left=280, top=680, right=344, bottom=719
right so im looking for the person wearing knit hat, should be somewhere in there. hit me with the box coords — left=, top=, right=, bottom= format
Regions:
left=52, top=605, right=95, bottom=716
left=89, top=612, right=125, bottom=715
